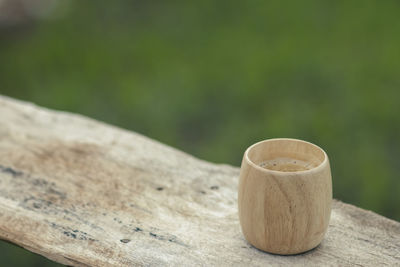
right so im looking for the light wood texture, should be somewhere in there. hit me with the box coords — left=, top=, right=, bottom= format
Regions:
left=238, top=139, right=332, bottom=255
left=0, top=95, right=399, bottom=266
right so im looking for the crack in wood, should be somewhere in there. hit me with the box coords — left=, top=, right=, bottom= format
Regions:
left=0, top=164, right=23, bottom=177
left=48, top=221, right=97, bottom=242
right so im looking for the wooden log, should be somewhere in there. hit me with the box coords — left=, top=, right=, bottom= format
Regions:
left=0, top=95, right=399, bottom=266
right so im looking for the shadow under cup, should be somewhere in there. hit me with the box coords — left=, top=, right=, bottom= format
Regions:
left=238, top=138, right=332, bottom=255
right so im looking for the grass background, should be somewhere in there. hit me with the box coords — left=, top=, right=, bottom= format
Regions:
left=0, top=0, right=399, bottom=265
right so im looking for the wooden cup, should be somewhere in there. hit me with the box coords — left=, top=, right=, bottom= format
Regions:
left=238, top=138, right=332, bottom=255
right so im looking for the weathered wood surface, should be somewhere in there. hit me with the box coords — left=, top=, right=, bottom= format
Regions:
left=0, top=95, right=399, bottom=266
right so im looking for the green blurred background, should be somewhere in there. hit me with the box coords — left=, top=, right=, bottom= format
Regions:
left=0, top=0, right=399, bottom=265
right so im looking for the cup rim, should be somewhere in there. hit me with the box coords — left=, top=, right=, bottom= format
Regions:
left=244, top=138, right=329, bottom=175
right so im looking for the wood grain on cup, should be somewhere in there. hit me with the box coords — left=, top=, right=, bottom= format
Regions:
left=238, top=138, right=332, bottom=255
